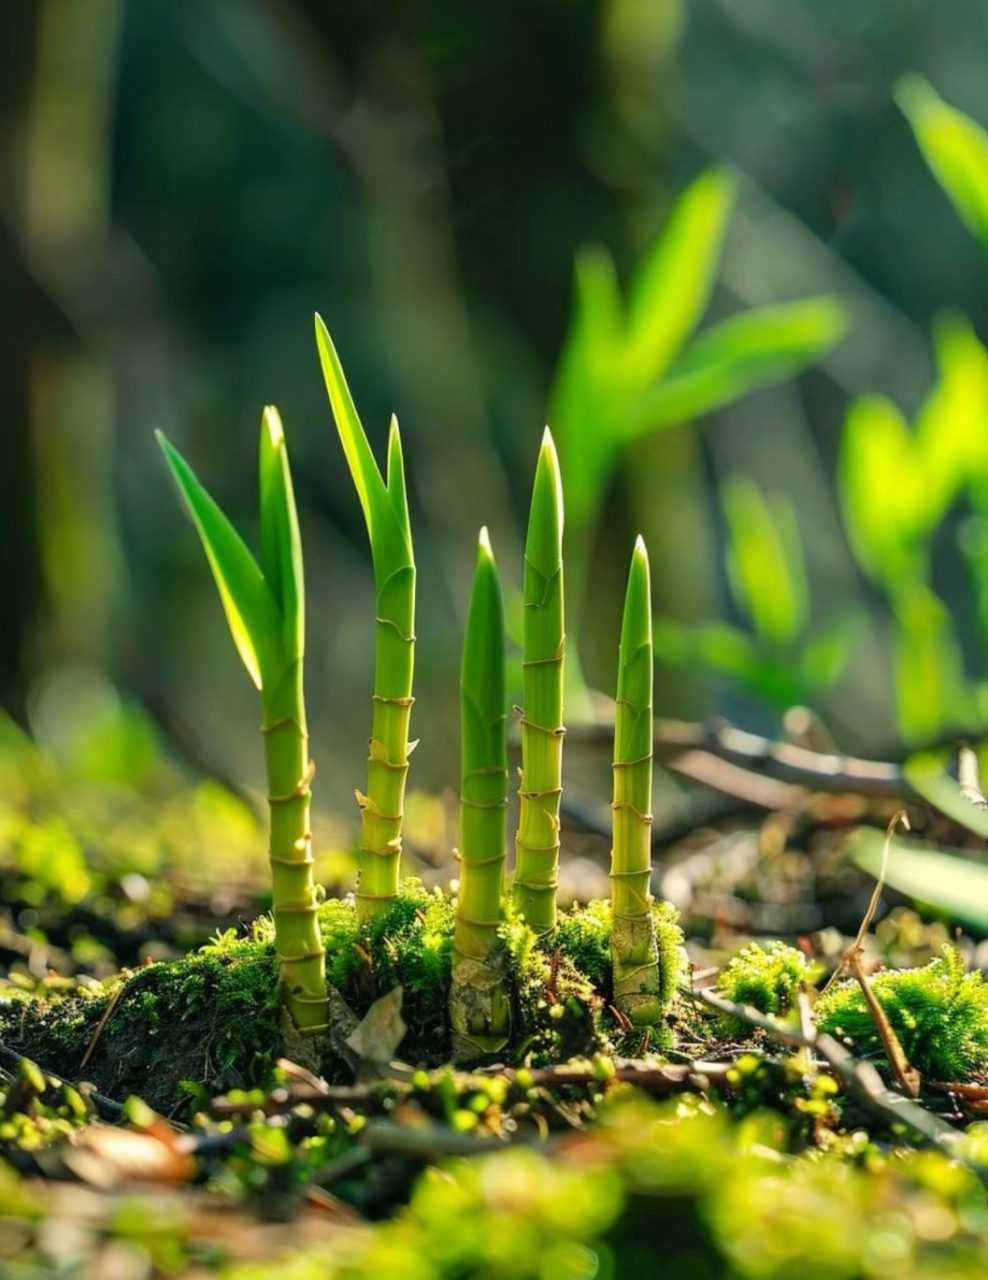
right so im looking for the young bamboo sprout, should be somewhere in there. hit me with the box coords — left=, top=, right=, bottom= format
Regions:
left=157, top=412, right=328, bottom=1032
left=450, top=528, right=510, bottom=1058
left=610, top=537, right=663, bottom=1023
left=315, top=317, right=416, bottom=922
left=512, top=428, right=565, bottom=934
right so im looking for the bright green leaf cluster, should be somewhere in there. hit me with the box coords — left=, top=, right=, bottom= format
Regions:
left=551, top=166, right=845, bottom=642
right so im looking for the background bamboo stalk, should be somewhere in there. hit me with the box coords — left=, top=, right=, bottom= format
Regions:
left=512, top=429, right=565, bottom=933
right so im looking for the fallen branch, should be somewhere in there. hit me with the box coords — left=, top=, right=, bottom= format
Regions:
left=687, top=985, right=981, bottom=1173
left=210, top=1059, right=736, bottom=1120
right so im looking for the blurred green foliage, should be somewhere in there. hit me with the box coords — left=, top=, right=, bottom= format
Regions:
left=551, top=167, right=845, bottom=674
left=656, top=474, right=856, bottom=708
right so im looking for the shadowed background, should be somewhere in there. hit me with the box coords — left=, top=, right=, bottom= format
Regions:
left=3, top=0, right=988, bottom=836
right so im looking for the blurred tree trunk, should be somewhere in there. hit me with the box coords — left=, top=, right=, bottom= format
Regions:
left=0, top=4, right=43, bottom=720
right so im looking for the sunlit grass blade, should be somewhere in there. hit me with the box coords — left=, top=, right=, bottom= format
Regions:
left=610, top=537, right=663, bottom=1024
left=628, top=298, right=846, bottom=435
left=896, top=76, right=988, bottom=248
left=512, top=428, right=565, bottom=933
left=315, top=316, right=416, bottom=921
left=157, top=423, right=327, bottom=1031
left=450, top=528, right=510, bottom=1058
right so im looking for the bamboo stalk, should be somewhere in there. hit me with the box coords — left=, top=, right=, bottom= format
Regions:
left=315, top=319, right=416, bottom=921
left=450, top=528, right=510, bottom=1057
left=512, top=428, right=565, bottom=933
left=157, top=411, right=327, bottom=1031
left=610, top=537, right=662, bottom=1024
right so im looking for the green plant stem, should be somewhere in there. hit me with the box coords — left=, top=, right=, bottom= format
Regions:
left=357, top=560, right=416, bottom=919
left=261, top=660, right=326, bottom=1031
left=156, top=419, right=328, bottom=1031
left=513, top=429, right=565, bottom=934
left=451, top=529, right=509, bottom=1056
left=610, top=537, right=662, bottom=1023
left=315, top=320, right=417, bottom=925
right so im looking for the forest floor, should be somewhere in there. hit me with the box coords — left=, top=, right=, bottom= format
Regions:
left=4, top=712, right=988, bottom=1278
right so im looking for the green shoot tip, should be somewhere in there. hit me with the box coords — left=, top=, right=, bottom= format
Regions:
left=263, top=405, right=285, bottom=447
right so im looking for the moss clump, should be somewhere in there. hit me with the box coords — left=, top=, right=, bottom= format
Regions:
left=552, top=898, right=684, bottom=1008
left=0, top=930, right=282, bottom=1114
left=1, top=885, right=684, bottom=1113
left=714, top=941, right=821, bottom=1035
left=319, top=883, right=456, bottom=1059
left=816, top=944, right=988, bottom=1081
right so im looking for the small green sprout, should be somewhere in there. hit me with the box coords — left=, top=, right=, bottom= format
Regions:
left=610, top=537, right=663, bottom=1024
left=512, top=428, right=566, bottom=934
left=315, top=317, right=417, bottom=923
left=449, top=527, right=510, bottom=1058
left=156, top=411, right=327, bottom=1032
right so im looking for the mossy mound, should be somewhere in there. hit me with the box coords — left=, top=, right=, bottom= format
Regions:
left=0, top=883, right=685, bottom=1114
left=816, top=944, right=988, bottom=1081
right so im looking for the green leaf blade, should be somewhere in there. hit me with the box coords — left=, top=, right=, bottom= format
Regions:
left=314, top=315, right=413, bottom=583
left=156, top=431, right=283, bottom=689
left=624, top=167, right=735, bottom=387
left=897, top=75, right=988, bottom=247
left=259, top=407, right=305, bottom=661
left=630, top=297, right=846, bottom=435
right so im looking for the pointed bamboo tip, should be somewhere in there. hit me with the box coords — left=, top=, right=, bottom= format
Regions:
left=633, top=534, right=648, bottom=564
left=536, top=427, right=563, bottom=510
left=314, top=313, right=335, bottom=359
left=478, top=525, right=493, bottom=559
left=388, top=414, right=401, bottom=445
left=263, top=405, right=285, bottom=447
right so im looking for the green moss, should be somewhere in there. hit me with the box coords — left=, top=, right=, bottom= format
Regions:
left=714, top=941, right=821, bottom=1034
left=550, top=899, right=683, bottom=1002
left=0, top=930, right=283, bottom=1113
left=1, top=886, right=685, bottom=1112
left=816, top=944, right=988, bottom=1080
left=319, top=883, right=456, bottom=1059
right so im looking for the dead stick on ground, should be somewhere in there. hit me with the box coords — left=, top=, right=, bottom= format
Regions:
left=80, top=980, right=126, bottom=1069
left=819, top=810, right=921, bottom=1097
